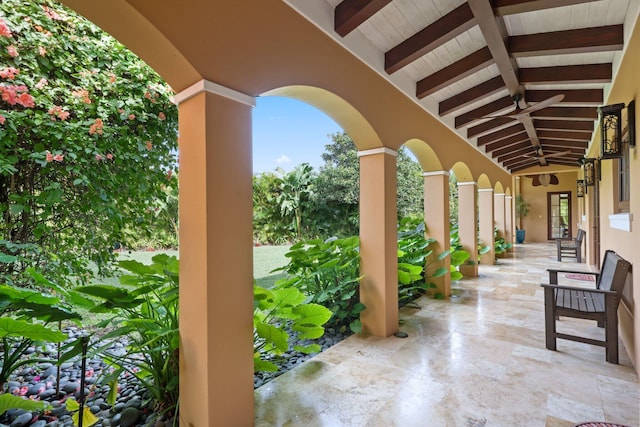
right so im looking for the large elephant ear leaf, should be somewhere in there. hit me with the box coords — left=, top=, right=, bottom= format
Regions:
left=0, top=393, right=49, bottom=414
left=0, top=317, right=66, bottom=342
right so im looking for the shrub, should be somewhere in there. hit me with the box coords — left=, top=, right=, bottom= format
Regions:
left=274, top=236, right=365, bottom=334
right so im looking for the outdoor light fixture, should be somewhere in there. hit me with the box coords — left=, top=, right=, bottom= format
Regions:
left=576, top=179, right=585, bottom=198
left=599, top=100, right=636, bottom=158
left=580, top=157, right=597, bottom=186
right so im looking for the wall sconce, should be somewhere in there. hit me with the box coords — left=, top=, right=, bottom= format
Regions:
left=579, top=157, right=597, bottom=186
left=576, top=179, right=585, bottom=197
left=598, top=100, right=636, bottom=158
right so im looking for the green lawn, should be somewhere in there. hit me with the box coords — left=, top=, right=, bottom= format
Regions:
left=107, top=245, right=290, bottom=289
left=253, top=244, right=291, bottom=289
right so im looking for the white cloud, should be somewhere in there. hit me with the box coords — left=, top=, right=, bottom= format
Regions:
left=275, top=155, right=291, bottom=165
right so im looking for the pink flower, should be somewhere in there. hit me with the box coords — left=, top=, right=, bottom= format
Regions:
left=0, top=18, right=12, bottom=38
left=89, top=118, right=103, bottom=135
left=17, top=92, right=35, bottom=107
left=145, top=141, right=152, bottom=151
left=109, top=73, right=116, bottom=83
left=166, top=170, right=173, bottom=180
left=7, top=45, right=18, bottom=58
left=95, top=154, right=103, bottom=161
left=128, top=114, right=135, bottom=120
left=72, top=88, right=91, bottom=104
left=38, top=46, right=47, bottom=56
left=46, top=151, right=53, bottom=162
left=35, top=78, right=48, bottom=89
left=47, top=106, right=69, bottom=121
left=42, top=5, right=62, bottom=21
left=0, top=84, right=35, bottom=107
left=0, top=114, right=5, bottom=125
left=144, top=91, right=151, bottom=99
left=158, top=112, right=166, bottom=120
left=0, top=67, right=19, bottom=80
left=106, top=153, right=113, bottom=160
left=52, top=153, right=63, bottom=162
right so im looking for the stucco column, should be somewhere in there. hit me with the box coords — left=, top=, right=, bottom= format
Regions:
left=458, top=181, right=478, bottom=277
left=494, top=192, right=506, bottom=241
left=505, top=195, right=513, bottom=248
left=176, top=80, right=254, bottom=426
left=478, top=188, right=495, bottom=266
left=423, top=171, right=451, bottom=297
left=358, top=148, right=399, bottom=337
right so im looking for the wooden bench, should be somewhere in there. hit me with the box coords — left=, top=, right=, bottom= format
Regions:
left=556, top=228, right=585, bottom=262
left=541, top=249, right=631, bottom=363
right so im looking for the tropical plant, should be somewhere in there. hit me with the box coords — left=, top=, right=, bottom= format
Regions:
left=0, top=0, right=178, bottom=283
left=274, top=236, right=365, bottom=333
left=74, top=254, right=179, bottom=419
left=397, top=217, right=448, bottom=303
left=253, top=284, right=332, bottom=372
left=277, top=163, right=315, bottom=240
left=494, top=227, right=513, bottom=255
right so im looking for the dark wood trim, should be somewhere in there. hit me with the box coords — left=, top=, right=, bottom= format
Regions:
left=468, top=117, right=514, bottom=138
left=454, top=96, right=514, bottom=128
left=526, top=89, right=603, bottom=105
left=509, top=25, right=623, bottom=57
left=531, top=107, right=598, bottom=120
left=534, top=119, right=595, bottom=131
left=385, top=3, right=475, bottom=74
left=334, top=0, right=391, bottom=37
left=540, top=139, right=589, bottom=149
left=520, top=64, right=612, bottom=84
left=493, top=0, right=601, bottom=16
left=416, top=47, right=494, bottom=98
left=477, top=123, right=525, bottom=146
left=485, top=132, right=529, bottom=152
left=496, top=145, right=535, bottom=161
left=537, top=130, right=592, bottom=142
left=439, top=76, right=505, bottom=116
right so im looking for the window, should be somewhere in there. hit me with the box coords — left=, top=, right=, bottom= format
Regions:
left=548, top=192, right=572, bottom=240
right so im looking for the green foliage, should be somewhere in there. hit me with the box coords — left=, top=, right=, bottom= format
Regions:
left=397, top=217, right=439, bottom=303
left=65, top=397, right=99, bottom=427
left=253, top=285, right=332, bottom=372
left=0, top=393, right=49, bottom=415
left=277, top=163, right=315, bottom=240
left=494, top=227, right=513, bottom=256
left=74, top=254, right=179, bottom=417
left=0, top=0, right=178, bottom=283
left=253, top=171, right=294, bottom=244
left=274, top=236, right=365, bottom=334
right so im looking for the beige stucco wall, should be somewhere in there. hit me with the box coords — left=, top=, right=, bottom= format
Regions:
left=591, top=14, right=640, bottom=370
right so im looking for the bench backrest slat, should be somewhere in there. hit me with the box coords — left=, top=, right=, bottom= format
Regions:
left=597, top=250, right=631, bottom=298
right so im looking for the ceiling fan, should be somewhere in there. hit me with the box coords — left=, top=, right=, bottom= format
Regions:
left=526, top=173, right=559, bottom=187
left=524, top=146, right=572, bottom=160
left=481, top=93, right=565, bottom=120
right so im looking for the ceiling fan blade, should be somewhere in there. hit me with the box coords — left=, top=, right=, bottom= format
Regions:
left=540, top=150, right=572, bottom=159
left=518, top=94, right=565, bottom=116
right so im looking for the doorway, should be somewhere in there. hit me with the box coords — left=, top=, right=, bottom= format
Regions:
left=548, top=192, right=572, bottom=240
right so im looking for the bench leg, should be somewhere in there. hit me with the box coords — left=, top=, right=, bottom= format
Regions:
left=544, top=287, right=557, bottom=351
left=605, top=297, right=619, bottom=364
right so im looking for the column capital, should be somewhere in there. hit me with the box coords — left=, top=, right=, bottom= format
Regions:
left=423, top=170, right=450, bottom=177
left=174, top=79, right=256, bottom=107
left=357, top=147, right=398, bottom=158
left=505, top=195, right=513, bottom=200
left=494, top=193, right=506, bottom=196
left=478, top=188, right=494, bottom=193
left=457, top=181, right=476, bottom=187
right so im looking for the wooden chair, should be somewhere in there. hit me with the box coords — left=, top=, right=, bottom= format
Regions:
left=541, top=250, right=631, bottom=363
left=556, top=228, right=585, bottom=262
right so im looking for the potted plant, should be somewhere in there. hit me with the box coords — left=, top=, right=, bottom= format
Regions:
left=515, top=195, right=530, bottom=244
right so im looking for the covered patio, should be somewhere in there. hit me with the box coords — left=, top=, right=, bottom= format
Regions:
left=255, top=243, right=639, bottom=426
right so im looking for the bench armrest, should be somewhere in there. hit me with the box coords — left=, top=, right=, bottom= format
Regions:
left=540, top=283, right=616, bottom=295
left=546, top=268, right=599, bottom=285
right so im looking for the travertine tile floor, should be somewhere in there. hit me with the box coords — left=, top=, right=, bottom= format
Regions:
left=255, top=243, right=639, bottom=427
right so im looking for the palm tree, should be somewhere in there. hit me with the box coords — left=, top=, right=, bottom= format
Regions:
left=277, top=163, right=315, bottom=240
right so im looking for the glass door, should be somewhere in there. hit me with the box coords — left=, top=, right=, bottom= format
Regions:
left=548, top=192, right=571, bottom=239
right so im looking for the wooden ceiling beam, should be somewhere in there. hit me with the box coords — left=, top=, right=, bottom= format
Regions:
left=531, top=107, right=598, bottom=120
left=520, top=64, right=612, bottom=84
left=493, top=0, right=601, bottom=16
left=494, top=143, right=532, bottom=160
left=334, top=0, right=391, bottom=37
left=510, top=162, right=542, bottom=172
left=386, top=3, right=475, bottom=74
left=497, top=146, right=536, bottom=163
left=485, top=132, right=529, bottom=152
left=534, top=119, right=595, bottom=131
left=455, top=96, right=514, bottom=128
left=468, top=117, right=514, bottom=138
left=526, top=89, right=603, bottom=105
left=537, top=130, right=591, bottom=142
left=439, top=76, right=505, bottom=116
left=539, top=139, right=589, bottom=148
left=477, top=123, right=526, bottom=146
left=504, top=156, right=538, bottom=168
left=509, top=25, right=623, bottom=57
left=416, top=47, right=494, bottom=98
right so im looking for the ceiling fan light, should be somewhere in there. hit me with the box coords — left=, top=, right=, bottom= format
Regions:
left=539, top=173, right=552, bottom=186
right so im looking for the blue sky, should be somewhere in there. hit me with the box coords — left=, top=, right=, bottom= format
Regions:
left=252, top=96, right=343, bottom=174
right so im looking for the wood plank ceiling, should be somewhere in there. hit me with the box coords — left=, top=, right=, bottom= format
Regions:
left=327, top=0, right=631, bottom=173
